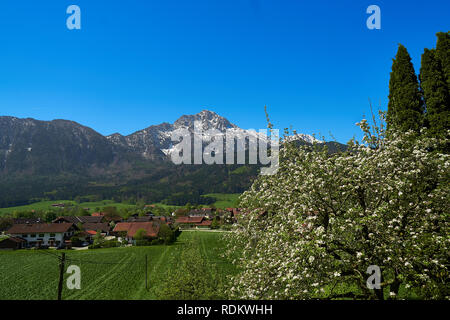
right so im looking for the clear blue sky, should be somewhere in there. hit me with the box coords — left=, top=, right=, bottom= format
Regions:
left=0, top=0, right=448, bottom=142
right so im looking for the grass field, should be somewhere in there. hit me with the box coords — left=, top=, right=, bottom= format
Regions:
left=0, top=193, right=241, bottom=216
left=202, top=193, right=241, bottom=208
left=0, top=200, right=139, bottom=216
left=0, top=231, right=234, bottom=300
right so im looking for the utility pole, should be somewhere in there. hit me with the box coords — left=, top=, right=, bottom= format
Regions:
left=145, top=254, right=148, bottom=290
left=57, top=253, right=66, bottom=300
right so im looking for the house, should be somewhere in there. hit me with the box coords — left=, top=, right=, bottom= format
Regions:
left=126, top=215, right=173, bottom=225
left=196, top=220, right=212, bottom=228
left=6, top=223, right=77, bottom=248
left=126, top=216, right=153, bottom=223
left=215, top=209, right=226, bottom=216
left=75, top=231, right=94, bottom=244
left=153, top=216, right=173, bottom=225
left=0, top=236, right=26, bottom=250
left=82, top=222, right=111, bottom=235
left=53, top=216, right=104, bottom=224
left=51, top=203, right=66, bottom=208
left=112, top=222, right=160, bottom=242
left=85, top=230, right=98, bottom=236
left=52, top=217, right=110, bottom=236
left=222, top=208, right=241, bottom=222
left=91, top=212, right=105, bottom=217
left=102, top=214, right=123, bottom=223
left=200, top=208, right=213, bottom=215
left=186, top=208, right=214, bottom=219
left=175, top=216, right=211, bottom=229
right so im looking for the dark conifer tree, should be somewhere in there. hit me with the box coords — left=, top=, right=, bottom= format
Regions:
left=387, top=44, right=424, bottom=132
left=420, top=48, right=449, bottom=137
left=435, top=32, right=450, bottom=90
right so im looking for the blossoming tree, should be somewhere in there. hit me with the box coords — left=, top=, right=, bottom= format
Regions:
left=226, top=116, right=449, bottom=300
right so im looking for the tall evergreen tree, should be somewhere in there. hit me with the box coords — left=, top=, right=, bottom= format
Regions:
left=420, top=48, right=449, bottom=136
left=435, top=31, right=450, bottom=90
left=387, top=44, right=424, bottom=132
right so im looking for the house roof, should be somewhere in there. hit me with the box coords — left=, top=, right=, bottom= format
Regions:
left=9, top=236, right=27, bottom=243
left=113, top=222, right=160, bottom=238
left=232, top=208, right=242, bottom=216
left=0, top=236, right=26, bottom=243
left=0, top=236, right=26, bottom=248
left=175, top=216, right=205, bottom=224
left=153, top=216, right=170, bottom=222
left=91, top=212, right=105, bottom=217
left=82, top=222, right=110, bottom=233
left=102, top=215, right=123, bottom=222
left=13, top=218, right=44, bottom=224
left=175, top=216, right=190, bottom=224
left=7, top=223, right=75, bottom=234
left=126, top=216, right=153, bottom=222
left=53, top=216, right=103, bottom=224
left=188, top=216, right=204, bottom=223
left=196, top=220, right=212, bottom=226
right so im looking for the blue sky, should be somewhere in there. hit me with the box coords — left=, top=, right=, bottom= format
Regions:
left=0, top=0, right=448, bottom=142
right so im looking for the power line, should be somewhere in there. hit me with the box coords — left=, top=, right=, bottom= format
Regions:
left=25, top=248, right=152, bottom=299
left=34, top=248, right=139, bottom=266
left=57, top=253, right=66, bottom=300
left=33, top=250, right=66, bottom=300
left=65, top=256, right=138, bottom=266
left=36, top=249, right=63, bottom=260
left=65, top=258, right=137, bottom=265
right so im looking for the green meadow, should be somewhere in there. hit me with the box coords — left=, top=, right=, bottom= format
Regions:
left=0, top=200, right=138, bottom=216
left=0, top=193, right=241, bottom=216
left=0, top=231, right=234, bottom=300
left=202, top=193, right=241, bottom=208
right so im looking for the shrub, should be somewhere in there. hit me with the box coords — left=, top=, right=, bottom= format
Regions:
left=89, top=239, right=120, bottom=249
left=135, top=240, right=152, bottom=246
left=134, top=229, right=147, bottom=241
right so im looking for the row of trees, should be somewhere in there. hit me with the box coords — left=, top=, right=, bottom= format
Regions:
left=387, top=32, right=449, bottom=138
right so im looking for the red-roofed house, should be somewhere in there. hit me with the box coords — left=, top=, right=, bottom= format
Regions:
left=113, top=222, right=160, bottom=242
left=91, top=212, right=105, bottom=217
left=82, top=222, right=111, bottom=235
left=175, top=216, right=190, bottom=224
left=175, top=216, right=211, bottom=229
left=196, top=220, right=212, bottom=228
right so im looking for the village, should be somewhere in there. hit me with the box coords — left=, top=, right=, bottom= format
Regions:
left=0, top=205, right=243, bottom=250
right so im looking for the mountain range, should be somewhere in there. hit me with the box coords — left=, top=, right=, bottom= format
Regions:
left=0, top=110, right=345, bottom=208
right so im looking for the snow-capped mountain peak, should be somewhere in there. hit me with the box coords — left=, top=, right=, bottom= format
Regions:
left=106, top=110, right=320, bottom=159
left=173, top=110, right=237, bottom=131
left=284, top=133, right=323, bottom=144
